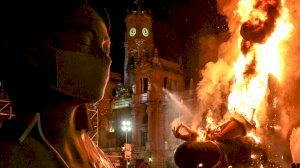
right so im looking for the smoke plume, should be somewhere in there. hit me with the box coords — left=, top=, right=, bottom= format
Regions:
left=193, top=60, right=234, bottom=129
left=190, top=0, right=242, bottom=129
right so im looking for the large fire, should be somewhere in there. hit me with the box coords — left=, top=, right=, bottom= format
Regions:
left=194, top=0, right=294, bottom=142
left=172, top=0, right=296, bottom=167
left=228, top=0, right=293, bottom=128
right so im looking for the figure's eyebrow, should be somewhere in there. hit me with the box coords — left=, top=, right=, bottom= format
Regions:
left=64, top=24, right=97, bottom=38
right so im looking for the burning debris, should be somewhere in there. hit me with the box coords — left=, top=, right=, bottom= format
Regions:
left=240, top=0, right=281, bottom=45
left=172, top=118, right=269, bottom=167
left=172, top=0, right=296, bottom=167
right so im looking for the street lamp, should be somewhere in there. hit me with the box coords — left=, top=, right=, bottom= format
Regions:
left=121, top=120, right=131, bottom=144
left=121, top=120, right=132, bottom=168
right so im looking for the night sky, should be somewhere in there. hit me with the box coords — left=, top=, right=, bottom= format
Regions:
left=100, top=0, right=229, bottom=84
left=0, top=0, right=228, bottom=85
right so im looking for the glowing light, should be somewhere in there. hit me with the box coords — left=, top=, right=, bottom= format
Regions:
left=196, top=130, right=206, bottom=142
left=228, top=0, right=293, bottom=129
left=247, top=132, right=261, bottom=144
left=206, top=110, right=218, bottom=130
left=121, top=120, right=131, bottom=132
left=195, top=110, right=222, bottom=142
left=251, top=154, right=256, bottom=159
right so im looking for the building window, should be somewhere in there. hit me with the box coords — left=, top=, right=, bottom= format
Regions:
left=144, top=50, right=150, bottom=59
left=129, top=56, right=135, bottom=69
left=163, top=77, right=168, bottom=88
left=132, top=84, right=136, bottom=94
left=171, top=80, right=178, bottom=91
left=141, top=132, right=147, bottom=147
left=108, top=120, right=115, bottom=133
left=112, top=88, right=117, bottom=97
left=140, top=79, right=143, bottom=93
left=143, top=78, right=148, bottom=93
left=164, top=77, right=175, bottom=91
left=142, top=113, right=148, bottom=124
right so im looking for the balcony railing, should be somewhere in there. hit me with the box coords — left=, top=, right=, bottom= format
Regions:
left=112, top=98, right=132, bottom=109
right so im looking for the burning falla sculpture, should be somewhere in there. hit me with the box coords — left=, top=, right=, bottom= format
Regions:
left=172, top=115, right=268, bottom=168
left=171, top=0, right=295, bottom=167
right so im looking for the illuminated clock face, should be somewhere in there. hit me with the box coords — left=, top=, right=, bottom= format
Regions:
left=129, top=27, right=136, bottom=37
left=142, top=28, right=149, bottom=37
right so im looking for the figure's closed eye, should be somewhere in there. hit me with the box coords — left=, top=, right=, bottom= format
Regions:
left=54, top=27, right=97, bottom=54
left=76, top=30, right=95, bottom=53
left=78, top=31, right=92, bottom=46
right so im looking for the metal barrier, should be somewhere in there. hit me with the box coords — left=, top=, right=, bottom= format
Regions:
left=87, top=104, right=99, bottom=146
left=0, top=99, right=14, bottom=121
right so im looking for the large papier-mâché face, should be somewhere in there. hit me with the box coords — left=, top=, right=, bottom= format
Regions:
left=50, top=5, right=111, bottom=102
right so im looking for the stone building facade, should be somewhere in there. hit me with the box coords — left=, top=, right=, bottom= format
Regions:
left=97, top=9, right=197, bottom=168
left=123, top=10, right=193, bottom=167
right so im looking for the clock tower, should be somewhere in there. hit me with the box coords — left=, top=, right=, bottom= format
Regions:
left=124, top=10, right=153, bottom=86
left=123, top=8, right=184, bottom=168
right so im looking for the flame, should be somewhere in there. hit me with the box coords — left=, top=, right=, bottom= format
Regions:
left=205, top=110, right=219, bottom=130
left=251, top=154, right=257, bottom=159
left=195, top=110, right=220, bottom=142
left=196, top=129, right=206, bottom=142
left=247, top=131, right=261, bottom=144
left=228, top=0, right=293, bottom=126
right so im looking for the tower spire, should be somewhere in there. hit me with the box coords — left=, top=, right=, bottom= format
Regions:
left=134, top=0, right=142, bottom=12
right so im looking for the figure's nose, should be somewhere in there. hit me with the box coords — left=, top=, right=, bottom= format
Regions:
left=101, top=38, right=111, bottom=56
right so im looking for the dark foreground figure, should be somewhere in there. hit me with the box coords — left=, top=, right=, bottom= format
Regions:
left=0, top=1, right=113, bottom=167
